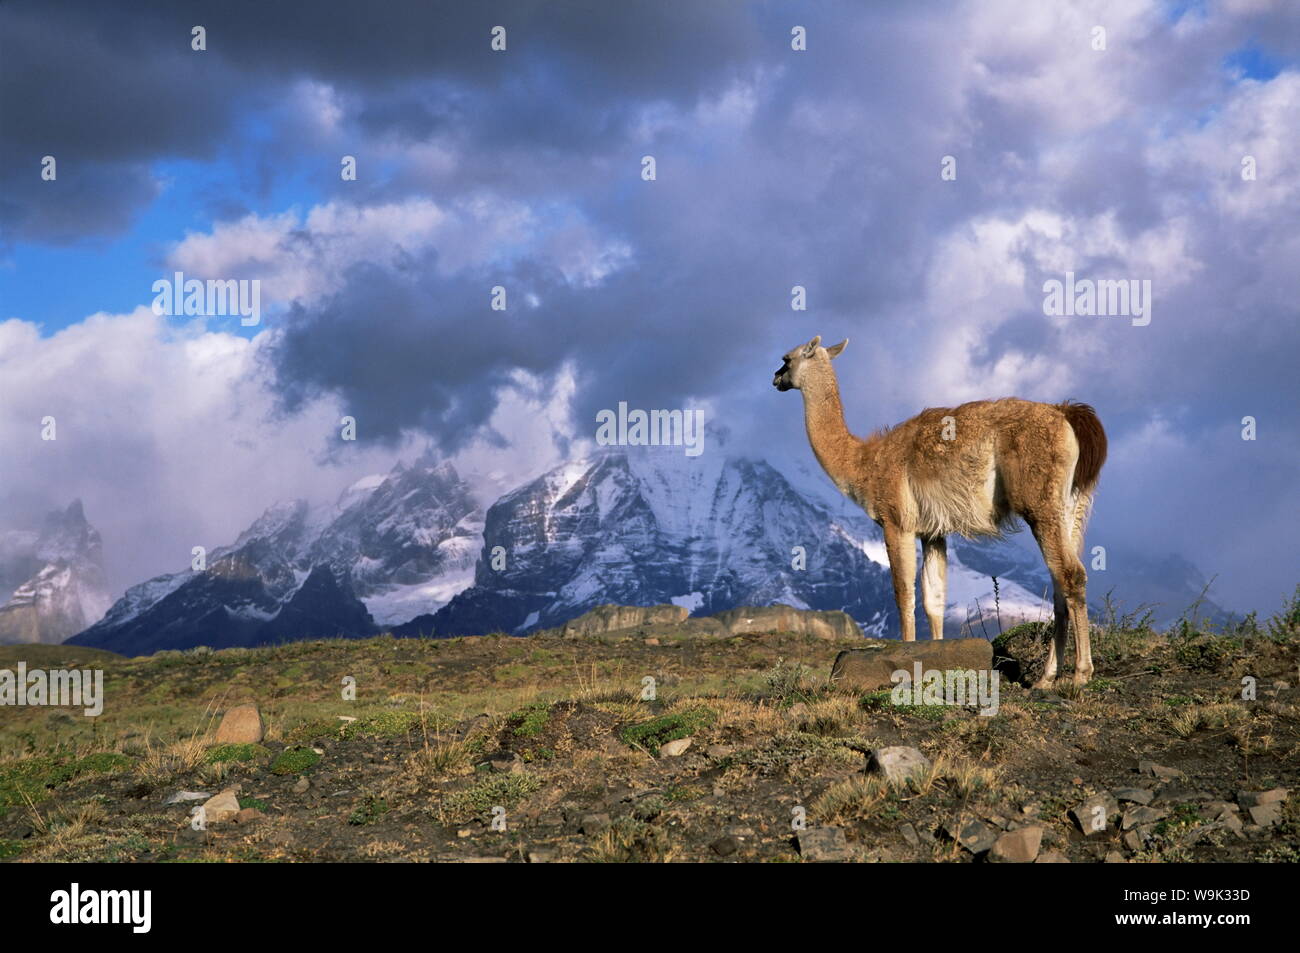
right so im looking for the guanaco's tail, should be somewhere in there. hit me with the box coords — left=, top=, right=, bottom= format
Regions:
left=1059, top=401, right=1107, bottom=495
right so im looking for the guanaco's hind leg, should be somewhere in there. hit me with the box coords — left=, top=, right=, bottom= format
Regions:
left=921, top=536, right=947, bottom=640
left=1030, top=514, right=1092, bottom=688
left=883, top=523, right=918, bottom=642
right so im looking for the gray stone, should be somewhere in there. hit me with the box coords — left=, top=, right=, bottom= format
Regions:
left=1138, top=760, right=1184, bottom=780
left=578, top=813, right=611, bottom=834
left=200, top=790, right=241, bottom=825
left=1122, top=806, right=1165, bottom=830
left=945, top=817, right=998, bottom=855
left=292, top=776, right=310, bottom=794
left=710, top=835, right=740, bottom=857
left=1113, top=787, right=1154, bottom=805
left=866, top=746, right=932, bottom=787
left=1238, top=787, right=1288, bottom=809
left=1035, top=850, right=1071, bottom=863
left=899, top=822, right=920, bottom=848
left=1070, top=794, right=1119, bottom=835
left=1248, top=802, right=1282, bottom=827
left=163, top=790, right=210, bottom=805
left=797, top=826, right=853, bottom=862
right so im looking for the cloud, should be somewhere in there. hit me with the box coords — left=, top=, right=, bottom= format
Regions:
left=4, top=0, right=1299, bottom=612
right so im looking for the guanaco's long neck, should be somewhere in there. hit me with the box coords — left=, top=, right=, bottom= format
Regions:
left=801, top=367, right=869, bottom=494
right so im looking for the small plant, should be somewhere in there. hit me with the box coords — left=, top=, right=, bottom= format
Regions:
left=204, top=743, right=269, bottom=765
left=619, top=706, right=715, bottom=753
left=270, top=747, right=320, bottom=776
left=509, top=702, right=552, bottom=739
left=437, top=772, right=540, bottom=824
left=348, top=795, right=389, bottom=826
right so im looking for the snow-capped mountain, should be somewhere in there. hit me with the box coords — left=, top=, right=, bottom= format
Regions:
left=421, top=447, right=1051, bottom=638
left=0, top=500, right=112, bottom=644
left=68, top=459, right=481, bottom=655
left=62, top=445, right=1234, bottom=655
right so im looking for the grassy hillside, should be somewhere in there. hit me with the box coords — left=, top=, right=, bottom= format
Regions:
left=0, top=591, right=1296, bottom=863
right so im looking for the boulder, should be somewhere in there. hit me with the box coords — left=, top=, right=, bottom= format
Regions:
left=214, top=703, right=264, bottom=745
left=557, top=604, right=688, bottom=638
left=832, top=639, right=993, bottom=692
left=200, top=790, right=241, bottom=825
left=866, top=746, right=932, bottom=787
left=796, top=826, right=853, bottom=862
left=713, top=605, right=860, bottom=640
left=659, top=737, right=692, bottom=757
left=989, top=826, right=1042, bottom=863
left=1070, top=794, right=1120, bottom=835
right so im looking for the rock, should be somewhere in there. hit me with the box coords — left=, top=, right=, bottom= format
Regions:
left=1138, top=760, right=1184, bottom=780
left=200, top=790, right=241, bottom=825
left=1237, top=787, right=1288, bottom=809
left=989, top=826, right=1042, bottom=863
left=946, top=817, right=998, bottom=855
left=232, top=808, right=263, bottom=825
left=1113, top=787, right=1154, bottom=805
left=488, top=754, right=525, bottom=773
left=292, top=777, right=310, bottom=794
left=714, top=605, right=860, bottom=640
left=163, top=790, right=211, bottom=805
left=527, top=850, right=556, bottom=863
left=1035, top=850, right=1070, bottom=863
left=643, top=637, right=660, bottom=646
left=578, top=813, right=611, bottom=834
left=1104, top=851, right=1127, bottom=863
left=796, top=826, right=853, bottom=862
left=1123, top=830, right=1145, bottom=852
left=1122, top=806, right=1165, bottom=830
left=833, top=639, right=993, bottom=692
left=214, top=704, right=265, bottom=745
left=710, top=835, right=740, bottom=857
left=557, top=604, right=688, bottom=638
left=866, top=746, right=932, bottom=787
left=1070, top=794, right=1119, bottom=835
left=1248, top=803, right=1282, bottom=827
left=899, top=823, right=920, bottom=848
left=706, top=745, right=734, bottom=759
left=659, top=737, right=692, bottom=757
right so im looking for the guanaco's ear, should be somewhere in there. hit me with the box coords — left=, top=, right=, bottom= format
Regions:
left=801, top=335, right=822, bottom=357
left=825, top=338, right=848, bottom=359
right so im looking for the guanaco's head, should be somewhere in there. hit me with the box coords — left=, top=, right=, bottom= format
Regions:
left=773, top=335, right=848, bottom=392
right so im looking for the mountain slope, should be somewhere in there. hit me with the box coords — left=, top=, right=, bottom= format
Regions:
left=68, top=460, right=478, bottom=654
left=428, top=449, right=899, bottom=637
left=0, top=501, right=111, bottom=645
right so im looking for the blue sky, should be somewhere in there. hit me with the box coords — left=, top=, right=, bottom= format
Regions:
left=1, top=0, right=1297, bottom=615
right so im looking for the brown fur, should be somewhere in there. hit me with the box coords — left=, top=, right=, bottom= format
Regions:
left=774, top=336, right=1107, bottom=686
left=1059, top=401, right=1107, bottom=494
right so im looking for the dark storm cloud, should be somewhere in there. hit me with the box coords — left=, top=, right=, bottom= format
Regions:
left=6, top=0, right=1300, bottom=610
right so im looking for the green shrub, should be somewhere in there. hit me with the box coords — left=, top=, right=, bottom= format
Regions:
left=204, top=743, right=269, bottom=764
left=270, top=747, right=320, bottom=776
left=619, top=706, right=715, bottom=753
